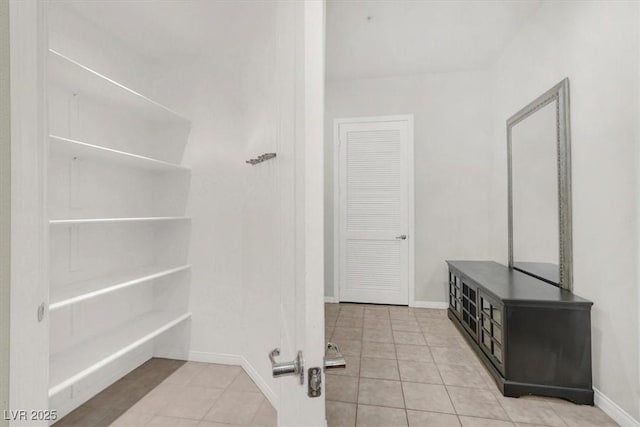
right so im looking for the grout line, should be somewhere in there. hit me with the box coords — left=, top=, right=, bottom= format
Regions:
left=356, top=303, right=364, bottom=426
left=396, top=309, right=413, bottom=425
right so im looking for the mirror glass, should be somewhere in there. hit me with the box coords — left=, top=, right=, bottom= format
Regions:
left=511, top=100, right=559, bottom=284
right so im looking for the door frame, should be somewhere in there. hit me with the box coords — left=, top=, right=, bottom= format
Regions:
left=333, top=114, right=415, bottom=307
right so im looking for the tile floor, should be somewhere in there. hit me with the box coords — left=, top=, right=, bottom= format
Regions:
left=54, top=358, right=276, bottom=427
left=324, top=303, right=618, bottom=427
left=53, top=303, right=618, bottom=427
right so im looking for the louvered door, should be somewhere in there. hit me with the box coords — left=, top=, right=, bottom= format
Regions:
left=337, top=118, right=411, bottom=305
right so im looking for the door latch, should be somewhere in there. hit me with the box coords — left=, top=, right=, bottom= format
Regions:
left=324, top=342, right=346, bottom=371
left=269, top=348, right=304, bottom=385
left=308, top=367, right=321, bottom=397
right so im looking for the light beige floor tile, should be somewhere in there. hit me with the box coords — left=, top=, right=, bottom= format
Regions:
left=338, top=311, right=364, bottom=322
left=477, top=364, right=497, bottom=388
left=364, top=318, right=392, bottom=329
left=448, top=386, right=509, bottom=420
left=326, top=315, right=338, bottom=327
left=358, top=378, right=405, bottom=408
left=513, top=424, right=552, bottom=427
left=413, top=309, right=448, bottom=319
left=356, top=405, right=408, bottom=427
left=360, top=357, right=400, bottom=380
left=326, top=303, right=340, bottom=314
left=109, top=409, right=155, bottom=427
left=333, top=327, right=363, bottom=341
left=424, top=333, right=466, bottom=347
left=326, top=401, right=356, bottom=427
left=393, top=331, right=426, bottom=345
left=402, top=382, right=455, bottom=414
left=458, top=416, right=515, bottom=426
left=198, top=422, right=244, bottom=427
left=437, top=364, right=487, bottom=388
left=363, top=328, right=394, bottom=343
left=147, top=416, right=199, bottom=427
left=389, top=310, right=415, bottom=321
left=203, top=390, right=264, bottom=425
left=497, top=397, right=565, bottom=427
left=336, top=316, right=364, bottom=328
left=391, top=320, right=421, bottom=332
left=327, top=355, right=360, bottom=377
left=331, top=339, right=362, bottom=356
left=430, top=347, right=480, bottom=366
left=391, top=318, right=419, bottom=326
left=188, top=364, right=243, bottom=389
left=250, top=400, right=276, bottom=427
left=395, top=344, right=434, bottom=363
left=364, top=305, right=390, bottom=315
left=339, top=307, right=365, bottom=319
left=326, top=375, right=359, bottom=403
left=419, top=319, right=458, bottom=335
left=164, top=362, right=208, bottom=386
left=157, top=385, right=223, bottom=419
left=228, top=371, right=261, bottom=393
left=128, top=382, right=182, bottom=414
left=407, top=410, right=461, bottom=426
left=362, top=341, right=396, bottom=359
left=545, top=400, right=618, bottom=427
left=326, top=326, right=336, bottom=338
left=337, top=314, right=365, bottom=324
left=398, top=360, right=442, bottom=384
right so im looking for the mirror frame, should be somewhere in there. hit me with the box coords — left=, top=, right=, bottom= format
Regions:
left=507, top=78, right=573, bottom=292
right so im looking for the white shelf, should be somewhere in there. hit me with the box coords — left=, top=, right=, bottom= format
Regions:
left=49, top=135, right=190, bottom=172
left=49, top=311, right=192, bottom=397
left=50, top=265, right=191, bottom=311
left=48, top=49, right=189, bottom=126
left=49, top=216, right=190, bottom=225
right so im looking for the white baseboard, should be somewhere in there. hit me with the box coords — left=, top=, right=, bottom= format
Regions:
left=325, top=297, right=448, bottom=309
left=240, top=356, right=278, bottom=408
left=189, top=351, right=278, bottom=408
left=189, top=350, right=243, bottom=366
left=594, top=387, right=640, bottom=426
left=412, top=300, right=448, bottom=309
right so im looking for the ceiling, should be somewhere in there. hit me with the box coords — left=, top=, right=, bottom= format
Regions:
left=57, top=0, right=541, bottom=80
left=326, top=0, right=541, bottom=80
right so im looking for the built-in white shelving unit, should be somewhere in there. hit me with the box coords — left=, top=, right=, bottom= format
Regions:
left=49, top=135, right=191, bottom=172
left=49, top=311, right=192, bottom=396
left=50, top=264, right=191, bottom=311
left=46, top=14, right=193, bottom=420
left=49, top=216, right=190, bottom=225
left=48, top=49, right=189, bottom=125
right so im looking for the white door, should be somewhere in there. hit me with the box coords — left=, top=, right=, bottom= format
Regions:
left=274, top=1, right=326, bottom=426
left=336, top=116, right=413, bottom=305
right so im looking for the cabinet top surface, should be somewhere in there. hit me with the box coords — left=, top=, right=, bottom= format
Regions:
left=446, top=260, right=592, bottom=305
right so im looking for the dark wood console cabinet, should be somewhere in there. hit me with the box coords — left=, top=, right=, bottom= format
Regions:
left=446, top=260, right=593, bottom=405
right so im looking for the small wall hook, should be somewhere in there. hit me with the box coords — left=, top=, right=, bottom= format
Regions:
left=246, top=153, right=276, bottom=165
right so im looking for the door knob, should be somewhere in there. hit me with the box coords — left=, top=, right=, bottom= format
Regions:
left=269, top=348, right=304, bottom=384
left=324, top=342, right=346, bottom=371
left=396, top=235, right=407, bottom=240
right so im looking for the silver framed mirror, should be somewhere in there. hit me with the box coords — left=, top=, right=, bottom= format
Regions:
left=507, top=78, right=572, bottom=292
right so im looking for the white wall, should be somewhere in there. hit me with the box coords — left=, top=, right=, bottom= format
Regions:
left=150, top=1, right=290, bottom=407
left=488, top=1, right=640, bottom=421
left=325, top=71, right=492, bottom=303
left=0, top=0, right=9, bottom=424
